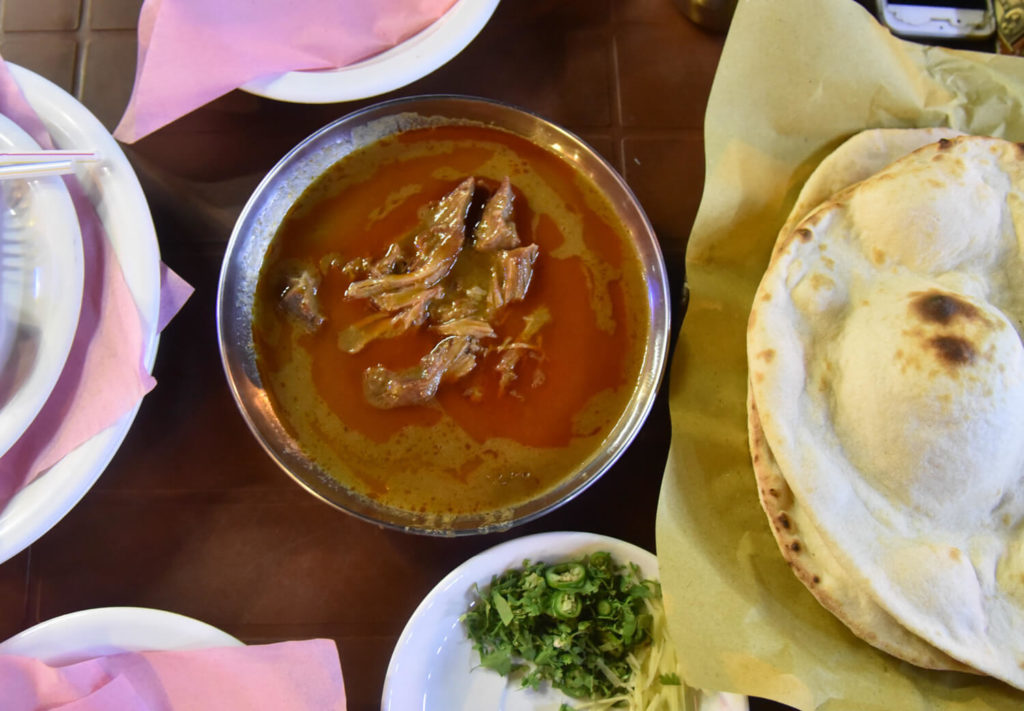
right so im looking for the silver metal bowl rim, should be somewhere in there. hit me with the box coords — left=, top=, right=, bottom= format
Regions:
left=216, top=94, right=671, bottom=536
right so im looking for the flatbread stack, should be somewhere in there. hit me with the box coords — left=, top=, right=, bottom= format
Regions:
left=746, top=128, right=1024, bottom=690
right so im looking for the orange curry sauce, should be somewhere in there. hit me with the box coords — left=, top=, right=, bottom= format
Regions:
left=252, top=124, right=649, bottom=523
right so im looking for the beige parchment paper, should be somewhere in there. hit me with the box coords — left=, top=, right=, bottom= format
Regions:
left=655, top=0, right=1024, bottom=709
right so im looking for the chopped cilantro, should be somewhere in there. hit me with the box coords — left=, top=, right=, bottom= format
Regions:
left=461, top=552, right=660, bottom=703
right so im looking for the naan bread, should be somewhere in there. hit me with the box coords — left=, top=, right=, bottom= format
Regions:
left=749, top=394, right=975, bottom=673
left=754, top=127, right=974, bottom=673
left=778, top=127, right=965, bottom=246
left=747, top=133, right=1024, bottom=690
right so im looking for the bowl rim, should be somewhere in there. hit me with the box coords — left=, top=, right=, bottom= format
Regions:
left=216, top=94, right=671, bottom=536
left=238, top=0, right=501, bottom=104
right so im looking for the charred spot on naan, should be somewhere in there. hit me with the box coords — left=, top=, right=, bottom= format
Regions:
left=893, top=332, right=977, bottom=373
left=911, top=291, right=980, bottom=325
left=892, top=290, right=1010, bottom=373
left=929, top=335, right=976, bottom=366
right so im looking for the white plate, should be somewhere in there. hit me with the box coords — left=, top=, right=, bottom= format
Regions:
left=382, top=531, right=748, bottom=711
left=240, top=0, right=500, bottom=103
left=0, top=115, right=84, bottom=458
left=0, top=64, right=162, bottom=564
left=0, top=607, right=242, bottom=665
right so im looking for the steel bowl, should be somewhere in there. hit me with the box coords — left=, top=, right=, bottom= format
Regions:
left=217, top=95, right=670, bottom=535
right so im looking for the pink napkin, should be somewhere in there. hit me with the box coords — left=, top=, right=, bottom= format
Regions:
left=0, top=56, right=193, bottom=510
left=114, top=0, right=458, bottom=143
left=0, top=638, right=347, bottom=710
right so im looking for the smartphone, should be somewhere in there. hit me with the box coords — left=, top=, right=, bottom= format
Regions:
left=877, top=0, right=996, bottom=39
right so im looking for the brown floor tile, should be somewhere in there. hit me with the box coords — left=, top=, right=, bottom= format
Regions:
left=554, top=27, right=614, bottom=128
left=615, top=0, right=732, bottom=28
left=88, top=0, right=143, bottom=30
left=623, top=133, right=706, bottom=248
left=96, top=356, right=292, bottom=493
left=0, top=35, right=77, bottom=91
left=516, top=0, right=613, bottom=27
left=336, top=635, right=395, bottom=711
left=615, top=22, right=724, bottom=129
left=79, top=30, right=137, bottom=130
left=128, top=90, right=344, bottom=186
left=404, top=8, right=613, bottom=129
left=31, top=493, right=492, bottom=628
left=2, top=0, right=81, bottom=31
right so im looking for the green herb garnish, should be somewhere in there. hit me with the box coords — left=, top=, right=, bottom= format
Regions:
left=461, top=552, right=659, bottom=702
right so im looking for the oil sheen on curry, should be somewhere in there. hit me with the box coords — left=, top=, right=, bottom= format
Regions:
left=252, top=123, right=649, bottom=523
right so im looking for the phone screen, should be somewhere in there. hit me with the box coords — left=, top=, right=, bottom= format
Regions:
left=880, top=0, right=994, bottom=39
left=886, top=0, right=988, bottom=7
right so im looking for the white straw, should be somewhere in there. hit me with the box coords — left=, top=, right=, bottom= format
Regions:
left=0, top=150, right=98, bottom=164
left=0, top=160, right=76, bottom=180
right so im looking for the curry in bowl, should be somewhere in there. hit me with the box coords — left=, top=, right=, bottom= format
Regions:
left=220, top=97, right=668, bottom=533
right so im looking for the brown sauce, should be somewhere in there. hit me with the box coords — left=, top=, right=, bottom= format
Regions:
left=252, top=123, right=649, bottom=523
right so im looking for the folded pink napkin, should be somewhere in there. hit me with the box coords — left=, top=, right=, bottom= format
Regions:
left=0, top=638, right=347, bottom=710
left=114, top=0, right=458, bottom=143
left=0, top=56, right=193, bottom=510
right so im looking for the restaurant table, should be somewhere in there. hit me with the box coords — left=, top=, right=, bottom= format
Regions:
left=0, top=1, right=954, bottom=710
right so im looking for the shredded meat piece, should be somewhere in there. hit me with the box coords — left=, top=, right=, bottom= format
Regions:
left=496, top=345, right=532, bottom=395
left=340, top=244, right=406, bottom=281
left=339, top=180, right=476, bottom=353
left=434, top=317, right=496, bottom=339
left=337, top=286, right=442, bottom=353
left=431, top=285, right=487, bottom=324
left=496, top=307, right=552, bottom=394
left=474, top=177, right=519, bottom=251
left=368, top=243, right=408, bottom=277
left=488, top=244, right=540, bottom=311
left=363, top=335, right=477, bottom=409
left=340, top=175, right=547, bottom=407
left=345, top=178, right=474, bottom=299
left=369, top=284, right=441, bottom=313
left=279, top=267, right=325, bottom=332
left=445, top=343, right=480, bottom=382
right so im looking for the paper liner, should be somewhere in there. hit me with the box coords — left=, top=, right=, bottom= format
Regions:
left=655, top=0, right=1024, bottom=708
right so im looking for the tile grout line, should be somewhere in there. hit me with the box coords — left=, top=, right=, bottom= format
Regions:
left=608, top=20, right=625, bottom=177
left=73, top=0, right=91, bottom=99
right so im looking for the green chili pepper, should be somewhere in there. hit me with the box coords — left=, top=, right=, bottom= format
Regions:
left=545, top=562, right=587, bottom=590
left=550, top=590, right=582, bottom=619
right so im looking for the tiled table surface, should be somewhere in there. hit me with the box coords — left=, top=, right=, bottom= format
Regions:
left=0, top=1, right=800, bottom=709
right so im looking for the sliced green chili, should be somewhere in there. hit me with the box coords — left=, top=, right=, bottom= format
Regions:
left=550, top=590, right=582, bottom=619
left=545, top=561, right=587, bottom=590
